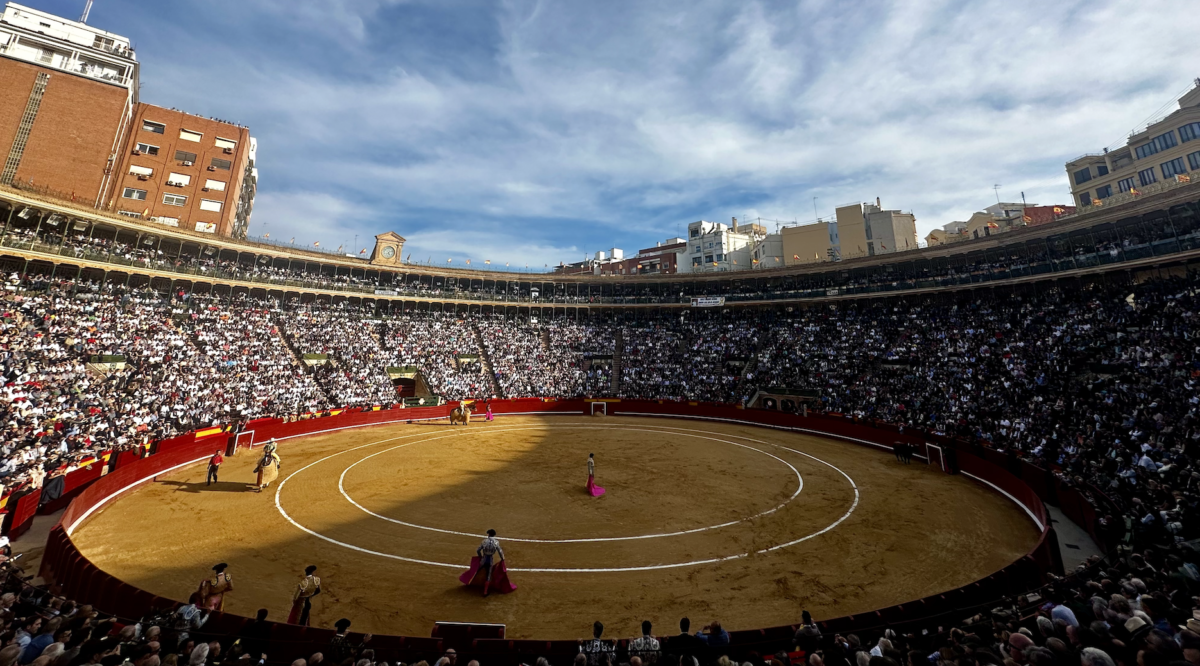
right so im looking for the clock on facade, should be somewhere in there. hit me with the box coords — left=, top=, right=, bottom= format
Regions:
left=382, top=246, right=396, bottom=258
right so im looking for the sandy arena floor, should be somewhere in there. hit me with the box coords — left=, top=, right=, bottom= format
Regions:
left=71, top=416, right=1039, bottom=639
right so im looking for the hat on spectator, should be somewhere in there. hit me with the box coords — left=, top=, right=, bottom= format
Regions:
left=1179, top=630, right=1200, bottom=650
left=1124, top=617, right=1151, bottom=640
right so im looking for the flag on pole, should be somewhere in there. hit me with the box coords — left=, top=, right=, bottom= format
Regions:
left=313, top=241, right=320, bottom=247
left=1052, top=207, right=1064, bottom=214
left=447, top=258, right=452, bottom=263
left=466, top=259, right=471, bottom=265
left=485, top=260, right=491, bottom=265
left=986, top=222, right=999, bottom=229
left=793, top=254, right=800, bottom=260
left=360, top=248, right=366, bottom=254
left=263, top=233, right=269, bottom=239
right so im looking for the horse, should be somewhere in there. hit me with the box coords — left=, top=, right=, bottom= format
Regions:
left=449, top=406, right=472, bottom=425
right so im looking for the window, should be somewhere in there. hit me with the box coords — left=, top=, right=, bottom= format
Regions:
left=1096, top=165, right=1109, bottom=176
left=715, top=254, right=724, bottom=261
left=92, top=36, right=115, bottom=50
left=210, top=158, right=231, bottom=171
left=1096, top=184, right=1113, bottom=199
left=122, top=187, right=147, bottom=201
left=704, top=255, right=713, bottom=263
left=1078, top=192, right=1091, bottom=207
left=693, top=245, right=701, bottom=253
left=167, top=172, right=191, bottom=186
left=1180, top=122, right=1200, bottom=143
left=135, top=142, right=159, bottom=155
left=175, top=150, right=197, bottom=164
left=142, top=120, right=165, bottom=134
left=1118, top=177, right=1136, bottom=193
left=128, top=165, right=153, bottom=177
left=1189, top=151, right=1200, bottom=171
left=1073, top=167, right=1092, bottom=185
left=1162, top=157, right=1187, bottom=179
left=199, top=199, right=223, bottom=212
left=692, top=257, right=702, bottom=266
left=1138, top=167, right=1158, bottom=187
left=162, top=193, right=187, bottom=206
left=214, top=137, right=237, bottom=150
left=179, top=129, right=203, bottom=143
left=117, top=210, right=142, bottom=219
left=37, top=49, right=52, bottom=64
left=690, top=229, right=699, bottom=238
left=204, top=179, right=226, bottom=191
left=1135, top=130, right=1178, bottom=159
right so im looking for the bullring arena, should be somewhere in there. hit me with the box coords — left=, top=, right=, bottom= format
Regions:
left=65, top=410, right=1039, bottom=639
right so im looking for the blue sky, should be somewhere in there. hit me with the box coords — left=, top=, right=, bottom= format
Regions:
left=26, top=0, right=1200, bottom=267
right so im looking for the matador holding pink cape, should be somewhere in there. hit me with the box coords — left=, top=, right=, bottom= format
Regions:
left=587, top=452, right=605, bottom=496
left=459, top=529, right=516, bottom=596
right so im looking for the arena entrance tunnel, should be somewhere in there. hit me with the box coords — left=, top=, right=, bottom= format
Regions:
left=35, top=398, right=1102, bottom=665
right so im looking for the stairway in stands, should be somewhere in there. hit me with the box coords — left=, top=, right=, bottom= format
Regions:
left=471, top=322, right=505, bottom=399
left=611, top=327, right=623, bottom=393
left=733, top=336, right=764, bottom=404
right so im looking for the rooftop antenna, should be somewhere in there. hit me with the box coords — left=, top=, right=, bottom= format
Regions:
left=993, top=184, right=1001, bottom=205
left=80, top=0, right=94, bottom=23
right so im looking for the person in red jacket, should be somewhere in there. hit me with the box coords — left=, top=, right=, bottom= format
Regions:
left=207, top=450, right=223, bottom=486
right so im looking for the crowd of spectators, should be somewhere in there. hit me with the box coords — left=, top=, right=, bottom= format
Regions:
left=277, top=305, right=400, bottom=407
left=477, top=319, right=617, bottom=398
left=2, top=268, right=1200, bottom=556
left=2, top=264, right=1200, bottom=666
left=381, top=315, right=492, bottom=400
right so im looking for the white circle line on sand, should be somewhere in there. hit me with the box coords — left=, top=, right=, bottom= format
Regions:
left=273, top=420, right=860, bottom=572
left=336, top=425, right=803, bottom=543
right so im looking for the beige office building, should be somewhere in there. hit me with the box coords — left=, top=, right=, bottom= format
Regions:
left=835, top=199, right=917, bottom=259
left=781, top=221, right=836, bottom=265
left=1066, top=80, right=1200, bottom=209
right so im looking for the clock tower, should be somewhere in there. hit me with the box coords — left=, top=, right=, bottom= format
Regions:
left=369, top=232, right=406, bottom=267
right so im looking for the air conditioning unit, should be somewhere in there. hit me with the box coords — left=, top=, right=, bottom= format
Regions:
left=201, top=188, right=209, bottom=192
left=207, top=166, right=216, bottom=172
left=131, top=149, right=141, bottom=155
left=182, top=161, right=193, bottom=167
left=166, top=181, right=180, bottom=187
left=137, top=175, right=149, bottom=181
left=223, top=148, right=233, bottom=155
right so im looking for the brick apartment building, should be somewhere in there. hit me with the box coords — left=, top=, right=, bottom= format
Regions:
left=0, top=2, right=137, bottom=207
left=0, top=2, right=257, bottom=237
left=106, top=105, right=257, bottom=237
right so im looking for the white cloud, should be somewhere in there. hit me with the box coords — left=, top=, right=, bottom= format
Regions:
left=122, top=0, right=1200, bottom=254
